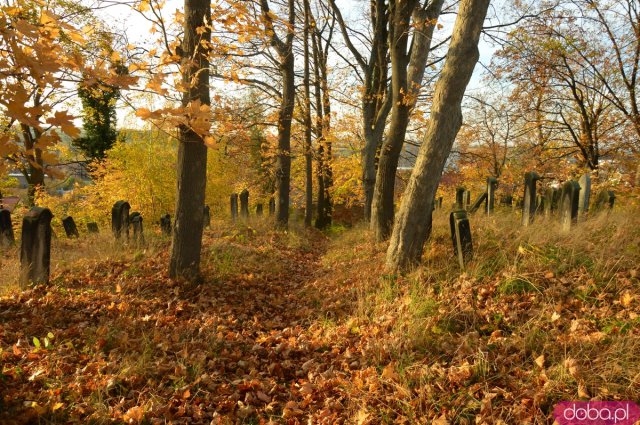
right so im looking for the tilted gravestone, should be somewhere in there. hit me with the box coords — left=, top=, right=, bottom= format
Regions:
left=464, top=190, right=471, bottom=208
left=87, top=222, right=99, bottom=233
left=486, top=177, right=498, bottom=215
left=578, top=173, right=591, bottom=214
left=160, top=213, right=171, bottom=235
left=468, top=192, right=488, bottom=214
left=268, top=197, right=275, bottom=216
left=112, top=200, right=130, bottom=241
left=559, top=180, right=580, bottom=231
left=256, top=204, right=264, bottom=216
left=522, top=172, right=541, bottom=226
left=62, top=216, right=79, bottom=238
left=203, top=205, right=211, bottom=228
left=240, top=189, right=249, bottom=218
left=450, top=210, right=473, bottom=269
left=455, top=187, right=466, bottom=209
left=230, top=193, right=239, bottom=220
left=544, top=187, right=560, bottom=218
left=20, top=207, right=53, bottom=287
left=594, top=189, right=615, bottom=211
left=0, top=208, right=15, bottom=247
left=130, top=212, right=144, bottom=244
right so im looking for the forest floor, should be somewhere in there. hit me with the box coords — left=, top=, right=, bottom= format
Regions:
left=1, top=208, right=640, bottom=424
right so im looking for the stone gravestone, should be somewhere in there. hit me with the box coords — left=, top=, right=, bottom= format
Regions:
left=268, top=197, right=275, bottom=216
left=160, top=214, right=171, bottom=235
left=130, top=212, right=144, bottom=245
left=559, top=180, right=580, bottom=231
left=203, top=205, right=211, bottom=228
left=464, top=191, right=471, bottom=208
left=499, top=195, right=513, bottom=207
left=486, top=177, right=498, bottom=215
left=20, top=207, right=53, bottom=287
left=468, top=192, right=487, bottom=214
left=256, top=204, right=264, bottom=216
left=594, top=189, right=615, bottom=211
left=0, top=208, right=15, bottom=247
left=240, top=189, right=249, bottom=219
left=62, top=216, right=79, bottom=238
left=449, top=210, right=473, bottom=269
left=87, top=222, right=99, bottom=233
left=536, top=195, right=545, bottom=215
left=522, top=171, right=540, bottom=226
left=544, top=187, right=560, bottom=218
left=578, top=173, right=591, bottom=214
left=230, top=193, right=239, bottom=220
left=112, top=201, right=130, bottom=241
left=455, top=187, right=466, bottom=209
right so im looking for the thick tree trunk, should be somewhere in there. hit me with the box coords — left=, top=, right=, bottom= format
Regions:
left=21, top=124, right=44, bottom=206
left=169, top=0, right=211, bottom=280
left=385, top=0, right=491, bottom=272
left=371, top=0, right=443, bottom=241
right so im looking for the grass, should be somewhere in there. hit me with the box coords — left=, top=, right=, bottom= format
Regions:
left=0, top=205, right=638, bottom=423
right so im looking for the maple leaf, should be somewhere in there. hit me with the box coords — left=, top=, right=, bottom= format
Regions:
left=46, top=111, right=79, bottom=138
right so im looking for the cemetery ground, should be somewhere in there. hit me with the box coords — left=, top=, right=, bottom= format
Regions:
left=1, top=209, right=640, bottom=424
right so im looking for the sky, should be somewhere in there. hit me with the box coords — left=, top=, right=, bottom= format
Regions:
left=91, top=0, right=505, bottom=126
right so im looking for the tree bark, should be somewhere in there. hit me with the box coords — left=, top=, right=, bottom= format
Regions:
left=385, top=0, right=491, bottom=272
left=169, top=0, right=211, bottom=280
left=303, top=0, right=313, bottom=227
left=371, top=0, right=444, bottom=241
left=260, top=0, right=295, bottom=229
left=329, top=0, right=390, bottom=222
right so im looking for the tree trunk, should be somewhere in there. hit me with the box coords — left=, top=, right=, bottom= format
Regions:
left=260, top=0, right=295, bottom=229
left=303, top=0, right=313, bottom=227
left=169, top=0, right=211, bottom=280
left=371, top=0, right=443, bottom=241
left=385, top=0, right=491, bottom=272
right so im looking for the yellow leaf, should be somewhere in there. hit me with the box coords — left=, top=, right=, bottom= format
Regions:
left=534, top=354, right=545, bottom=368
left=52, top=402, right=64, bottom=411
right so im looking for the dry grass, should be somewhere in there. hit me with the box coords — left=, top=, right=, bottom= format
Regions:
left=321, top=206, right=640, bottom=423
left=0, top=206, right=638, bottom=424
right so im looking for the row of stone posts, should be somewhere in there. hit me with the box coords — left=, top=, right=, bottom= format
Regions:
left=230, top=189, right=274, bottom=220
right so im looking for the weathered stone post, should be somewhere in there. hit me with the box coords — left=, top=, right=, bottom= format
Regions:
left=464, top=190, right=471, bottom=208
left=486, top=177, right=498, bottom=215
left=449, top=210, right=473, bottom=269
left=0, top=208, right=15, bottom=247
left=203, top=205, right=211, bottom=228
left=62, top=216, right=79, bottom=238
left=256, top=204, right=264, bottom=216
left=594, top=189, right=615, bottom=211
left=468, top=192, right=488, bottom=213
left=87, top=222, right=99, bottom=234
left=559, top=180, right=580, bottom=231
left=130, top=212, right=144, bottom=245
left=160, top=214, right=171, bottom=235
left=111, top=201, right=130, bottom=241
left=455, top=187, right=466, bottom=209
left=578, top=173, right=591, bottom=214
left=522, top=172, right=540, bottom=226
left=230, top=193, right=239, bottom=220
left=544, top=187, right=560, bottom=218
left=20, top=207, right=53, bottom=287
left=268, top=197, right=275, bottom=216
left=240, top=189, right=249, bottom=219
